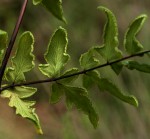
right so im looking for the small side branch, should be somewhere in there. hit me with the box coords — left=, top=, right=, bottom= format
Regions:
left=0, top=0, right=28, bottom=86
left=1, top=50, right=150, bottom=91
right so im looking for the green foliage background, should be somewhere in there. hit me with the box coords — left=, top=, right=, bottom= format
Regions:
left=0, top=0, right=150, bottom=138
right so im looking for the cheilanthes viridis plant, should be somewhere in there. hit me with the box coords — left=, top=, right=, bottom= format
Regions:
left=0, top=0, right=149, bottom=134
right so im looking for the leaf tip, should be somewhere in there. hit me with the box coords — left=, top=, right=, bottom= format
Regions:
left=58, top=26, right=66, bottom=31
left=32, top=0, right=42, bottom=5
left=97, top=6, right=106, bottom=10
left=97, top=6, right=111, bottom=13
left=92, top=115, right=99, bottom=129
left=37, top=128, right=43, bottom=135
left=62, top=17, right=67, bottom=24
left=130, top=95, right=139, bottom=107
left=139, top=14, right=148, bottom=19
left=137, top=14, right=148, bottom=25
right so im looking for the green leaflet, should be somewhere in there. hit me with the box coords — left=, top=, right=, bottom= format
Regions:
left=94, top=6, right=123, bottom=75
left=83, top=71, right=138, bottom=107
left=1, top=86, right=37, bottom=99
left=0, top=30, right=8, bottom=65
left=39, top=27, right=70, bottom=78
left=50, top=83, right=99, bottom=128
left=42, top=0, right=66, bottom=23
left=98, top=78, right=138, bottom=107
left=124, top=14, right=147, bottom=54
left=1, top=87, right=42, bottom=134
left=80, top=49, right=99, bottom=69
left=32, top=0, right=42, bottom=5
left=62, top=85, right=99, bottom=128
left=51, top=83, right=64, bottom=103
left=95, top=6, right=122, bottom=61
left=59, top=68, right=79, bottom=84
left=5, top=31, right=35, bottom=83
left=10, top=86, right=37, bottom=98
left=125, top=61, right=150, bottom=73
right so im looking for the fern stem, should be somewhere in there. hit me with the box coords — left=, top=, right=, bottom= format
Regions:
left=1, top=50, right=150, bottom=91
left=0, top=0, right=28, bottom=86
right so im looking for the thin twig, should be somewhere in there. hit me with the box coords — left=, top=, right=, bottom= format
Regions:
left=1, top=50, right=150, bottom=91
left=0, top=0, right=28, bottom=86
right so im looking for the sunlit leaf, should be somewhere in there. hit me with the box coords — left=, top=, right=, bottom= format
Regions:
left=10, top=86, right=37, bottom=98
left=5, top=31, right=35, bottom=83
left=0, top=30, right=8, bottom=65
left=125, top=60, right=150, bottom=73
left=1, top=88, right=42, bottom=134
left=39, top=27, right=69, bottom=78
left=95, top=6, right=122, bottom=61
left=94, top=6, right=123, bottom=74
left=124, top=14, right=147, bottom=54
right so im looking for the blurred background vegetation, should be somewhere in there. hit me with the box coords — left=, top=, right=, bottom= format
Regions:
left=0, top=0, right=150, bottom=139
